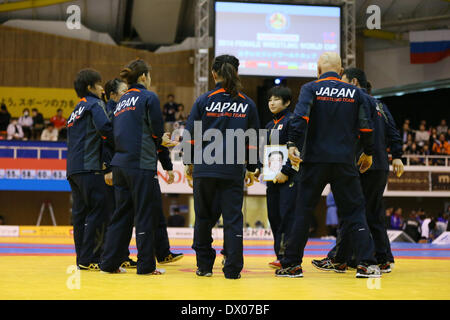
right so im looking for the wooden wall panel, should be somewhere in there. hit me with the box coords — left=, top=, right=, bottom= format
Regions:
left=0, top=25, right=195, bottom=110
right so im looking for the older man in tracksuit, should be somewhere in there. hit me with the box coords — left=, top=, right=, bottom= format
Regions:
left=313, top=68, right=403, bottom=273
left=67, top=73, right=113, bottom=270
left=276, top=52, right=380, bottom=278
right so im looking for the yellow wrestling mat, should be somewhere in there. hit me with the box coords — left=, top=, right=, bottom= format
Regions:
left=0, top=236, right=449, bottom=300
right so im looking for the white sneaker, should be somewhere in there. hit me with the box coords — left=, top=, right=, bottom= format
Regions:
left=356, top=264, right=381, bottom=278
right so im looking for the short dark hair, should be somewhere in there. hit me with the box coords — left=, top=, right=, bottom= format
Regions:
left=268, top=150, right=284, bottom=160
left=74, top=69, right=102, bottom=98
left=342, top=68, right=367, bottom=89
left=268, top=86, right=292, bottom=104
left=104, top=78, right=126, bottom=100
left=31, top=108, right=38, bottom=112
left=167, top=94, right=174, bottom=98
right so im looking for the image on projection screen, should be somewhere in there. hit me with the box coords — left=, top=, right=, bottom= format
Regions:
left=214, top=1, right=341, bottom=78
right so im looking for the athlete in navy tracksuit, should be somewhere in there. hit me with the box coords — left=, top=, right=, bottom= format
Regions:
left=264, top=86, right=298, bottom=268
left=67, top=69, right=113, bottom=270
left=277, top=53, right=380, bottom=278
left=99, top=59, right=173, bottom=275
left=101, top=80, right=183, bottom=268
left=315, top=68, right=403, bottom=272
left=183, top=55, right=260, bottom=279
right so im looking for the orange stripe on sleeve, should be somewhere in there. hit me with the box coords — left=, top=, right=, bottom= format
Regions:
left=359, top=128, right=373, bottom=132
left=302, top=116, right=309, bottom=123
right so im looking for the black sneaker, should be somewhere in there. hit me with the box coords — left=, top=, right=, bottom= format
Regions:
left=311, top=257, right=347, bottom=273
left=225, top=274, right=241, bottom=279
left=120, top=258, right=137, bottom=269
left=158, top=252, right=184, bottom=264
left=196, top=269, right=212, bottom=277
left=356, top=264, right=381, bottom=278
left=78, top=263, right=100, bottom=271
left=378, top=261, right=392, bottom=273
left=275, top=265, right=303, bottom=278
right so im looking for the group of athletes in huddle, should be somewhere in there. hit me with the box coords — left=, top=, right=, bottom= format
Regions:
left=66, top=51, right=404, bottom=279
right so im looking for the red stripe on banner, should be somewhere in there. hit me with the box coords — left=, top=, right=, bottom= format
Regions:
left=410, top=49, right=450, bottom=64
left=0, top=158, right=66, bottom=170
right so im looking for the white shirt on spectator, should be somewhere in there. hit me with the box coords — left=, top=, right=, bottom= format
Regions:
left=41, top=128, right=59, bottom=141
left=18, top=115, right=33, bottom=128
left=415, top=130, right=430, bottom=145
left=437, top=125, right=448, bottom=135
left=421, top=218, right=431, bottom=239
left=7, top=123, right=24, bottom=140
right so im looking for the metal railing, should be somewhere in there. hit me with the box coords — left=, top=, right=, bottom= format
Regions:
left=0, top=145, right=66, bottom=160
left=1, top=145, right=449, bottom=167
left=401, top=154, right=450, bottom=167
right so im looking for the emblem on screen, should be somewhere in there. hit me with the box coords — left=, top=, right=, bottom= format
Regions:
left=266, top=12, right=289, bottom=31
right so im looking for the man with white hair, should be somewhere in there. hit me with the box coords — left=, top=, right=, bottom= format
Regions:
left=275, top=52, right=381, bottom=278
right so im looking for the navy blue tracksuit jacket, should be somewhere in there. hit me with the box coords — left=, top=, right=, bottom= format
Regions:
left=66, top=92, right=113, bottom=266
left=184, top=82, right=260, bottom=178
left=281, top=71, right=377, bottom=268
left=328, top=92, right=403, bottom=264
left=183, top=82, right=259, bottom=278
left=100, top=84, right=167, bottom=274
left=264, top=108, right=298, bottom=260
left=102, top=98, right=173, bottom=264
left=67, top=93, right=114, bottom=176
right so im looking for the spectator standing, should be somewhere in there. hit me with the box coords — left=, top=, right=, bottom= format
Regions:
left=390, top=208, right=403, bottom=230
left=32, top=108, right=45, bottom=140
left=436, top=212, right=448, bottom=235
left=0, top=215, right=4, bottom=225
left=162, top=94, right=178, bottom=132
left=18, top=108, right=33, bottom=140
left=385, top=207, right=394, bottom=229
left=402, top=211, right=421, bottom=242
left=436, top=119, right=448, bottom=135
left=7, top=118, right=24, bottom=140
left=0, top=103, right=11, bottom=131
left=40, top=123, right=59, bottom=141
left=50, top=108, right=67, bottom=140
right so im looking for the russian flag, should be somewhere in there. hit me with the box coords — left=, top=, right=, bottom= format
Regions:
left=410, top=29, right=450, bottom=64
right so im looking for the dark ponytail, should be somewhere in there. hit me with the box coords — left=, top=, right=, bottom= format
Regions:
left=104, top=78, right=126, bottom=100
left=120, top=59, right=150, bottom=85
left=212, top=55, right=242, bottom=99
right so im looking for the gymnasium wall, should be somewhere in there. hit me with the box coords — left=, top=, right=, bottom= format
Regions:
left=0, top=25, right=195, bottom=114
left=364, top=45, right=450, bottom=90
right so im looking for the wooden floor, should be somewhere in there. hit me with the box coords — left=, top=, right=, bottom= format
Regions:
left=0, top=235, right=449, bottom=300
